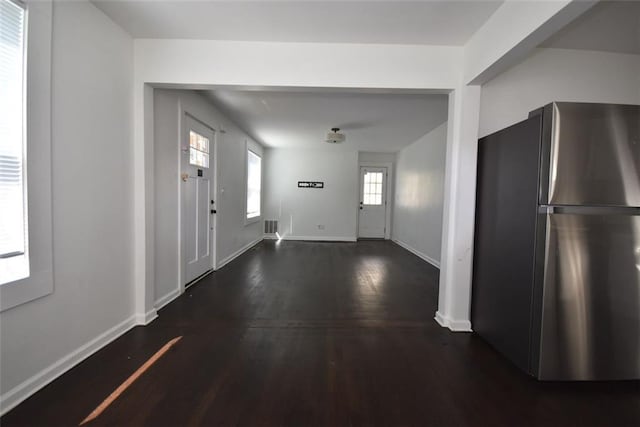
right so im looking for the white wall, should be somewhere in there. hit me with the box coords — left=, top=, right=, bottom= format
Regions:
left=480, top=48, right=640, bottom=137
left=392, top=122, right=448, bottom=267
left=0, top=1, right=134, bottom=413
left=358, top=151, right=396, bottom=164
left=264, top=149, right=358, bottom=241
left=153, top=89, right=264, bottom=305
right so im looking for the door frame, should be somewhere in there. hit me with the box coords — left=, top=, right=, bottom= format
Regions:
left=179, top=107, right=218, bottom=293
left=356, top=161, right=393, bottom=240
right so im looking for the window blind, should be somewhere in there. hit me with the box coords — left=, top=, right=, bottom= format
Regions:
left=0, top=0, right=27, bottom=259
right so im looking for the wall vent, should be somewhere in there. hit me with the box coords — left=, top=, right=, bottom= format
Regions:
left=264, top=220, right=278, bottom=234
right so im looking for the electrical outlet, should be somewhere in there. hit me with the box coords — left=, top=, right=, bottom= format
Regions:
left=317, top=224, right=325, bottom=230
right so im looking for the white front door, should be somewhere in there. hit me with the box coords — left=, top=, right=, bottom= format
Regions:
left=358, top=167, right=387, bottom=238
left=181, top=114, right=215, bottom=284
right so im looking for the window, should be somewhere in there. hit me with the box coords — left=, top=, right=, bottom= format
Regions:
left=0, top=0, right=54, bottom=311
left=189, top=130, right=209, bottom=168
left=363, top=171, right=384, bottom=205
left=0, top=0, right=28, bottom=285
left=246, top=149, right=261, bottom=220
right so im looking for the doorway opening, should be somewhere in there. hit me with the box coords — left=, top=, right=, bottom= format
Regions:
left=150, top=86, right=449, bottom=317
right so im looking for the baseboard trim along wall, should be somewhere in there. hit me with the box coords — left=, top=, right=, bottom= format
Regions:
left=154, top=288, right=181, bottom=311
left=435, top=310, right=472, bottom=332
left=216, top=238, right=263, bottom=270
left=392, top=238, right=441, bottom=268
left=0, top=314, right=138, bottom=416
left=135, top=309, right=158, bottom=326
left=280, top=235, right=357, bottom=242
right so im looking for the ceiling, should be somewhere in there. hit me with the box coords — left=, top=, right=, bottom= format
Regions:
left=204, top=90, right=449, bottom=152
left=90, top=1, right=639, bottom=152
left=541, top=1, right=640, bottom=55
left=92, top=0, right=502, bottom=45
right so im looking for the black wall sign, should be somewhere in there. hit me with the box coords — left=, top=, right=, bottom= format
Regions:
left=298, top=181, right=324, bottom=189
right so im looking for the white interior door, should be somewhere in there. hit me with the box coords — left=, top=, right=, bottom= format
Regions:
left=358, top=167, right=387, bottom=238
left=182, top=114, right=215, bottom=284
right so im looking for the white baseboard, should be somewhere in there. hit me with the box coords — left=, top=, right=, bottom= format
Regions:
left=154, top=288, right=181, bottom=311
left=434, top=311, right=448, bottom=328
left=392, top=238, right=440, bottom=268
left=216, top=237, right=263, bottom=270
left=0, top=314, right=138, bottom=416
left=434, top=310, right=472, bottom=332
left=135, top=309, right=158, bottom=326
left=281, top=235, right=357, bottom=242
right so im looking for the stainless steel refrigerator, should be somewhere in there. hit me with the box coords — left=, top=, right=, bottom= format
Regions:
left=472, top=102, right=640, bottom=381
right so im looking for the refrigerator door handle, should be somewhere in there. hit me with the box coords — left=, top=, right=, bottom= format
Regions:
left=538, top=205, right=640, bottom=215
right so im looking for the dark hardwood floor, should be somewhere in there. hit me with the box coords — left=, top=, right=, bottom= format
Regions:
left=2, top=240, right=639, bottom=426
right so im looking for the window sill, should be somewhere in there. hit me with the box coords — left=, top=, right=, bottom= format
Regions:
left=245, top=215, right=261, bottom=226
left=0, top=254, right=30, bottom=286
left=0, top=266, right=53, bottom=312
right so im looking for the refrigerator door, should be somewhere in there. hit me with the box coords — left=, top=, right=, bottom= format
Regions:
left=537, top=207, right=640, bottom=380
left=472, top=115, right=542, bottom=374
left=545, top=103, right=640, bottom=207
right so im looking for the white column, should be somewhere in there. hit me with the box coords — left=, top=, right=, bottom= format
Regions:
left=436, top=85, right=481, bottom=331
left=132, top=80, right=158, bottom=325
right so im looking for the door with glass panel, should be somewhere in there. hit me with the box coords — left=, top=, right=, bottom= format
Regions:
left=181, top=114, right=215, bottom=285
left=358, top=167, right=387, bottom=238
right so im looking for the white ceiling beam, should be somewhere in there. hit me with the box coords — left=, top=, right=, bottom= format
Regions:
left=135, top=39, right=463, bottom=91
left=463, top=0, right=597, bottom=85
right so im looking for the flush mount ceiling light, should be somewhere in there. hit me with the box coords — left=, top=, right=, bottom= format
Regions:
left=325, top=127, right=345, bottom=144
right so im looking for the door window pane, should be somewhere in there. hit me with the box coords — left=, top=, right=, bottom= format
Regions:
left=189, top=130, right=209, bottom=168
left=363, top=171, right=383, bottom=206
